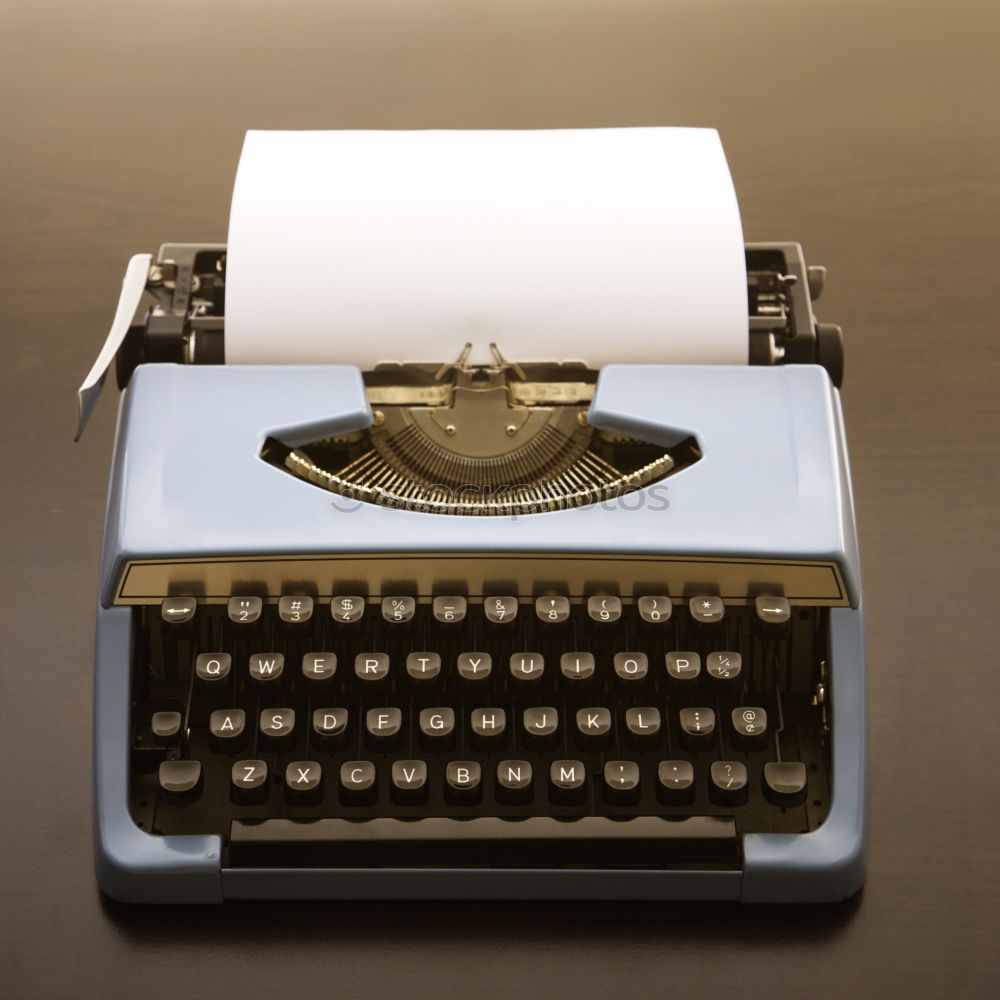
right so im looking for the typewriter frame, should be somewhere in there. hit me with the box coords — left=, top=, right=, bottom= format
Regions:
left=93, top=354, right=865, bottom=902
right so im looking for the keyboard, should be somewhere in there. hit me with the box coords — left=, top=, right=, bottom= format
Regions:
left=132, top=593, right=830, bottom=871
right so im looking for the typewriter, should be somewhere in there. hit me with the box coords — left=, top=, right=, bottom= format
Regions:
left=83, top=237, right=865, bottom=904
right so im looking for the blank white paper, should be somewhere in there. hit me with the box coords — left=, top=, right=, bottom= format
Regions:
left=225, top=128, right=747, bottom=369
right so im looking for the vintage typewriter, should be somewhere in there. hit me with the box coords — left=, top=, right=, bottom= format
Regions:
left=82, top=236, right=865, bottom=904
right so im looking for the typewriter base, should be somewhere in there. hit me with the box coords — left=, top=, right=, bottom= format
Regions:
left=94, top=605, right=865, bottom=904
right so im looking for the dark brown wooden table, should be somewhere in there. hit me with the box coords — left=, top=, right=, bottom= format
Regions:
left=2, top=1, right=998, bottom=996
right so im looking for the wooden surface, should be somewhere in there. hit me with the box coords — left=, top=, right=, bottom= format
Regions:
left=2, top=1, right=999, bottom=997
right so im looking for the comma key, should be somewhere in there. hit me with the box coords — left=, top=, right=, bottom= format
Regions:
left=602, top=760, right=641, bottom=804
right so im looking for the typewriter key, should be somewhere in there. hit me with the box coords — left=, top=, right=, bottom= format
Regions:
left=603, top=760, right=641, bottom=804
left=259, top=707, right=295, bottom=747
left=248, top=652, right=284, bottom=685
left=509, top=652, right=544, bottom=682
left=706, top=651, right=742, bottom=681
left=278, top=595, right=314, bottom=625
left=637, top=596, right=672, bottom=625
left=302, top=651, right=337, bottom=682
left=732, top=707, right=768, bottom=749
left=365, top=707, right=403, bottom=750
left=157, top=760, right=202, bottom=803
left=150, top=711, right=183, bottom=745
left=391, top=760, right=429, bottom=804
left=209, top=708, right=247, bottom=750
left=576, top=707, right=612, bottom=746
left=624, top=707, right=661, bottom=749
left=285, top=761, right=323, bottom=804
left=406, top=652, right=442, bottom=681
left=657, top=760, right=695, bottom=804
left=312, top=707, right=349, bottom=748
left=754, top=595, right=791, bottom=626
left=227, top=596, right=262, bottom=625
left=710, top=761, right=748, bottom=805
left=231, top=760, right=269, bottom=805
left=457, top=652, right=493, bottom=682
left=549, top=760, right=587, bottom=804
left=195, top=652, right=231, bottom=685
left=432, top=596, right=467, bottom=624
left=160, top=596, right=196, bottom=626
left=690, top=595, right=725, bottom=625
left=560, top=652, right=595, bottom=681
left=445, top=761, right=482, bottom=804
left=484, top=596, right=518, bottom=624
left=587, top=595, right=622, bottom=624
left=535, top=595, right=570, bottom=624
left=665, top=651, right=701, bottom=681
left=522, top=707, right=559, bottom=748
left=339, top=761, right=377, bottom=804
left=763, top=761, right=808, bottom=805
left=470, top=708, right=507, bottom=748
left=355, top=652, right=390, bottom=683
left=382, top=596, right=415, bottom=624
left=679, top=707, right=716, bottom=750
left=331, top=595, right=365, bottom=625
left=496, top=760, right=533, bottom=804
left=613, top=652, right=648, bottom=682
left=418, top=707, right=455, bottom=749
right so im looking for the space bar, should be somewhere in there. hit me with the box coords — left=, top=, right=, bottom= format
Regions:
left=228, top=815, right=739, bottom=869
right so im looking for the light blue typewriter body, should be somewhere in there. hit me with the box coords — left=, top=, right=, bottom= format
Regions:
left=94, top=362, right=865, bottom=903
